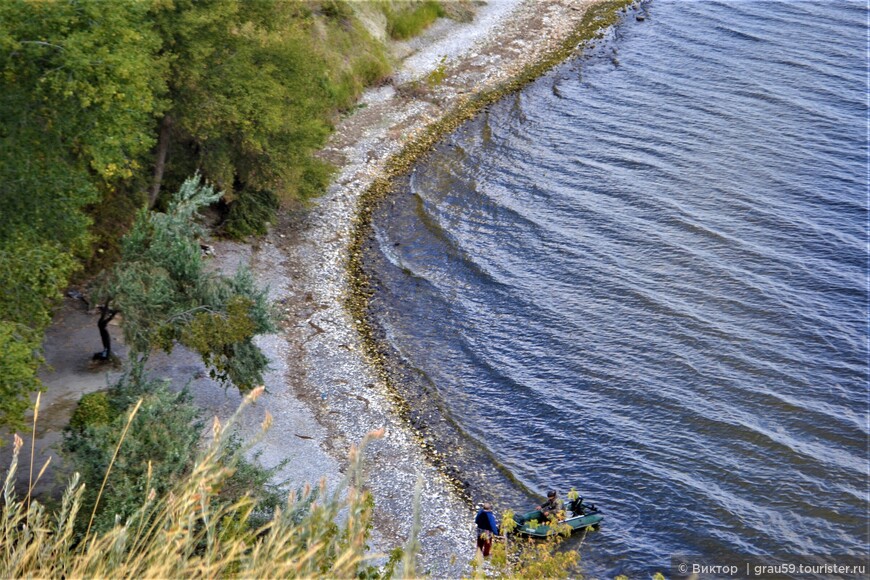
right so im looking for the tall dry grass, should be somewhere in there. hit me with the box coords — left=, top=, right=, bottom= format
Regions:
left=1, top=388, right=394, bottom=578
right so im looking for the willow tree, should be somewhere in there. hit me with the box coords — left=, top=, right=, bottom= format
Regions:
left=93, top=175, right=274, bottom=391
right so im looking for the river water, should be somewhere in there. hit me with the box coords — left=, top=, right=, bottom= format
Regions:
left=364, top=1, right=868, bottom=575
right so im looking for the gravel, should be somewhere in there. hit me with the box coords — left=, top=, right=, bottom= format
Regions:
left=18, top=2, right=605, bottom=576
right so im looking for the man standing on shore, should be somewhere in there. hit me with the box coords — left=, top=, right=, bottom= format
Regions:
left=475, top=503, right=500, bottom=558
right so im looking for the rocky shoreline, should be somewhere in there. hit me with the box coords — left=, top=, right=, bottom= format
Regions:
left=19, top=1, right=637, bottom=576
left=278, top=0, right=635, bottom=573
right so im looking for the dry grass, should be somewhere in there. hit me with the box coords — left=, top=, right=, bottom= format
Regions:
left=1, top=388, right=390, bottom=578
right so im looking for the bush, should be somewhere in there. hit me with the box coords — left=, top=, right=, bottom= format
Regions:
left=3, top=390, right=390, bottom=578
left=223, top=189, right=279, bottom=239
left=67, top=392, right=111, bottom=432
left=320, top=0, right=354, bottom=21
left=96, top=176, right=277, bottom=392
left=0, top=237, right=81, bottom=433
left=63, top=365, right=202, bottom=534
left=382, top=1, right=445, bottom=40
left=63, top=363, right=303, bottom=540
left=0, top=322, right=43, bottom=437
left=217, top=430, right=291, bottom=529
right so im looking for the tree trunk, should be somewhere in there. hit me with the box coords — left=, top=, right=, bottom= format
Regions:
left=93, top=302, right=117, bottom=361
left=149, top=114, right=172, bottom=208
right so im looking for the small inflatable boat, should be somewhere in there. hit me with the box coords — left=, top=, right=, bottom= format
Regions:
left=512, top=497, right=603, bottom=538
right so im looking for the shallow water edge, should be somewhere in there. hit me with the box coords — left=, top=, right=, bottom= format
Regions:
left=346, top=0, right=642, bottom=506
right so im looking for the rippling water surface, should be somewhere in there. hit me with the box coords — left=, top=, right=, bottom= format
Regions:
left=365, top=1, right=868, bottom=574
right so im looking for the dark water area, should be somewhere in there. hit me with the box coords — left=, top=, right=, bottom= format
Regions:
left=364, top=0, right=868, bottom=575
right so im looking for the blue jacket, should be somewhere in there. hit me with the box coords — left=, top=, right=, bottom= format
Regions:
left=475, top=509, right=499, bottom=536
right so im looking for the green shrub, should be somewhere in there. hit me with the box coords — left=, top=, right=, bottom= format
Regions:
left=217, top=430, right=292, bottom=528
left=0, top=237, right=80, bottom=433
left=63, top=365, right=202, bottom=534
left=320, top=0, right=354, bottom=21
left=297, top=159, right=336, bottom=201
left=63, top=363, right=295, bottom=539
left=3, top=390, right=389, bottom=578
left=382, top=1, right=445, bottom=40
left=0, top=323, right=43, bottom=438
left=224, top=189, right=279, bottom=239
left=427, top=55, right=449, bottom=86
left=68, top=392, right=111, bottom=432
left=318, top=13, right=391, bottom=112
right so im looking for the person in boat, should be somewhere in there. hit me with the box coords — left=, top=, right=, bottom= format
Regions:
left=537, top=489, right=561, bottom=520
left=474, top=503, right=499, bottom=558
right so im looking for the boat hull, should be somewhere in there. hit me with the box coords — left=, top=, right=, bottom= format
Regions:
left=512, top=500, right=604, bottom=538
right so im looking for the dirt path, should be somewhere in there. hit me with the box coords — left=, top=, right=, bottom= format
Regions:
left=8, top=1, right=609, bottom=575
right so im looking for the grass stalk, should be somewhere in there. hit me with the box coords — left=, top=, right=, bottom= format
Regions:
left=26, top=391, right=40, bottom=513
left=1, top=379, right=410, bottom=577
left=85, top=398, right=143, bottom=540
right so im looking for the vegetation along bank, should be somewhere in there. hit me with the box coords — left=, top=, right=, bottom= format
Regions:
left=1, top=0, right=641, bottom=576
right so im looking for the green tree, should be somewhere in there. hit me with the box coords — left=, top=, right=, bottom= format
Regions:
left=0, top=0, right=165, bottom=181
left=93, top=175, right=275, bottom=391
left=147, top=0, right=390, bottom=234
left=0, top=0, right=166, bottom=432
left=0, top=148, right=91, bottom=433
left=0, top=323, right=43, bottom=435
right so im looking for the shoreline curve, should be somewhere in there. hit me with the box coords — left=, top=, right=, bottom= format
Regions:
left=334, top=0, right=637, bottom=571
left=21, top=2, right=642, bottom=576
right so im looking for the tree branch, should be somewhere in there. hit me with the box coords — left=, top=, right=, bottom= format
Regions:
left=18, top=40, right=65, bottom=51
left=164, top=305, right=218, bottom=323
left=149, top=114, right=173, bottom=208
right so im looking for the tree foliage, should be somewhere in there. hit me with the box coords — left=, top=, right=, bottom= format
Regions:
left=96, top=175, right=275, bottom=391
left=62, top=364, right=202, bottom=534
left=0, top=0, right=165, bottom=180
left=0, top=167, right=87, bottom=434
left=148, top=0, right=391, bottom=224
left=0, top=323, right=42, bottom=435
left=0, top=0, right=419, bottom=431
left=0, top=0, right=164, bottom=431
left=3, top=391, right=388, bottom=578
